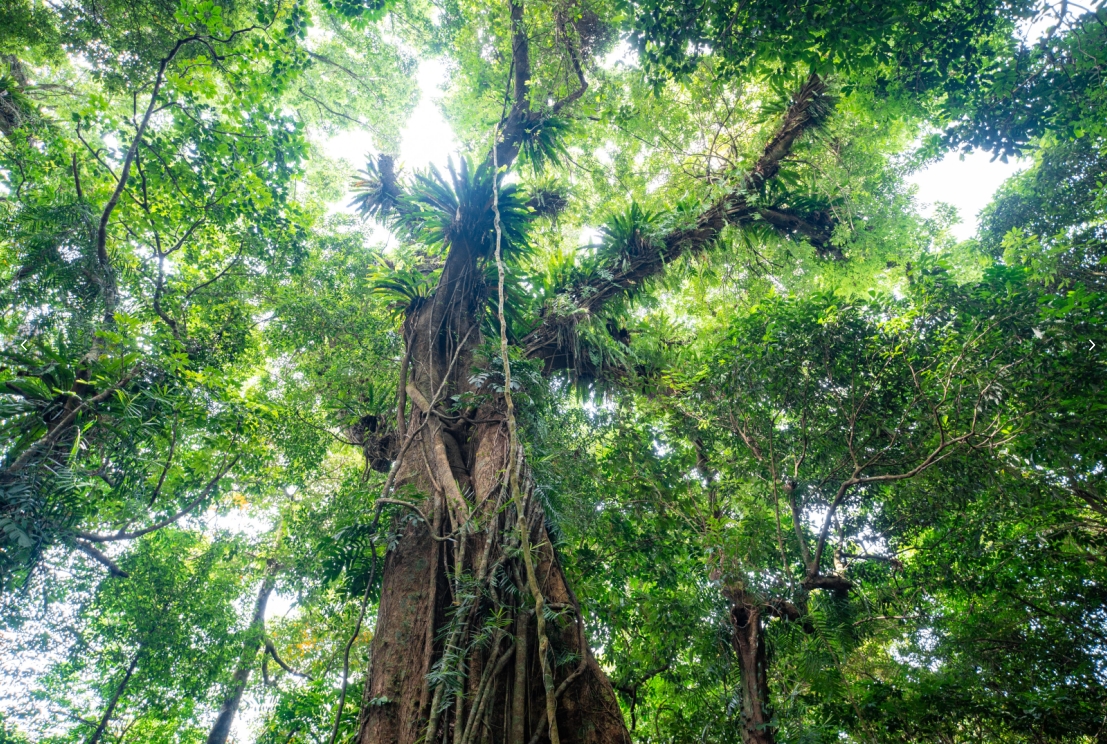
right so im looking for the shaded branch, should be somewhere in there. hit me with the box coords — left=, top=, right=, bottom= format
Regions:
left=300, top=89, right=373, bottom=130
left=148, top=415, right=178, bottom=505
left=92, top=22, right=266, bottom=325
left=73, top=541, right=130, bottom=578
left=327, top=539, right=377, bottom=744
left=756, top=206, right=843, bottom=259
left=306, top=50, right=382, bottom=91
left=265, top=639, right=313, bottom=680
left=549, top=13, right=589, bottom=115
left=184, top=248, right=245, bottom=300
left=4, top=373, right=136, bottom=474
left=1007, top=591, right=1107, bottom=643
left=85, top=653, right=139, bottom=744
left=95, top=35, right=202, bottom=323
left=808, top=428, right=980, bottom=584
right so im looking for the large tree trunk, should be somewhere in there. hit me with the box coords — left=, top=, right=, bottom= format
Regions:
left=207, top=566, right=276, bottom=744
left=726, top=591, right=775, bottom=744
left=357, top=243, right=629, bottom=744
left=349, top=52, right=827, bottom=744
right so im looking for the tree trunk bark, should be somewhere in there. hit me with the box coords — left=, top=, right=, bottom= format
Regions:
left=86, top=651, right=139, bottom=744
left=356, top=244, right=628, bottom=744
left=728, top=595, right=775, bottom=744
left=207, top=564, right=277, bottom=744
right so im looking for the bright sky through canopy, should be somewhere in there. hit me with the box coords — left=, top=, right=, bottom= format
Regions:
left=322, top=59, right=456, bottom=190
left=327, top=59, right=1024, bottom=244
left=909, top=149, right=1026, bottom=241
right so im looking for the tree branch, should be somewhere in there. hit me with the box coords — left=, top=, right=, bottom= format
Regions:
left=491, top=0, right=534, bottom=170
left=756, top=206, right=842, bottom=259
left=1006, top=591, right=1107, bottom=643
left=305, top=50, right=382, bottom=91
left=327, top=539, right=377, bottom=744
left=807, top=429, right=977, bottom=583
left=523, top=74, right=831, bottom=373
left=4, top=373, right=136, bottom=474
left=91, top=21, right=265, bottom=325
left=75, top=456, right=239, bottom=543
left=549, top=13, right=588, bottom=115
left=73, top=540, right=130, bottom=578
left=265, top=638, right=313, bottom=680
left=184, top=248, right=245, bottom=300
left=95, top=35, right=201, bottom=323
left=148, top=415, right=178, bottom=505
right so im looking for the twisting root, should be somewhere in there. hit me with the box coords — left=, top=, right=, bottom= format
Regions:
left=460, top=631, right=515, bottom=744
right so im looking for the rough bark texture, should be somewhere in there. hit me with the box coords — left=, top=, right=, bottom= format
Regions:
left=728, top=596, right=775, bottom=744
left=357, top=237, right=629, bottom=744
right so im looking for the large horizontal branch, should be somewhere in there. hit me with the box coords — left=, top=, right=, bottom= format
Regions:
left=756, top=206, right=842, bottom=260
left=522, top=74, right=830, bottom=373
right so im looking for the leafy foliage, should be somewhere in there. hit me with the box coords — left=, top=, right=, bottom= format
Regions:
left=2, top=0, right=1105, bottom=743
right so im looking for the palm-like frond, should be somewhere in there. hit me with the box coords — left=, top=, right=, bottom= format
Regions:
left=397, top=156, right=533, bottom=258
left=479, top=257, right=544, bottom=341
left=759, top=181, right=834, bottom=215
left=349, top=154, right=402, bottom=220
left=368, top=265, right=437, bottom=318
left=599, top=202, right=664, bottom=267
left=520, top=116, right=572, bottom=171
left=526, top=176, right=570, bottom=220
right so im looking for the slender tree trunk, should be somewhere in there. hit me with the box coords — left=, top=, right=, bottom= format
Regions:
left=207, top=565, right=277, bottom=744
left=86, top=652, right=139, bottom=744
left=728, top=595, right=775, bottom=744
left=356, top=243, right=628, bottom=744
